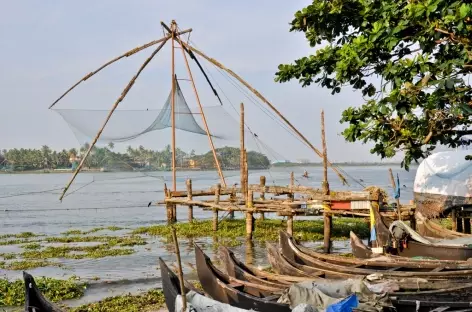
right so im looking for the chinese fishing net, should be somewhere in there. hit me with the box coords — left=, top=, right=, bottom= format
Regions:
left=53, top=80, right=239, bottom=143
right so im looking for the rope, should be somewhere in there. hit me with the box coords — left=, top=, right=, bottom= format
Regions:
left=0, top=187, right=65, bottom=199
left=0, top=204, right=152, bottom=213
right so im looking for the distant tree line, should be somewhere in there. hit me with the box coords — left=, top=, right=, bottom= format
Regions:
left=0, top=144, right=270, bottom=171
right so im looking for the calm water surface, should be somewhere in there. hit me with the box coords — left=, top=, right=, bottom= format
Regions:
left=0, top=166, right=416, bottom=305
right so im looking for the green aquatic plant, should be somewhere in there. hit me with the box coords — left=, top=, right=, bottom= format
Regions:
left=21, top=245, right=135, bottom=261
left=133, top=218, right=369, bottom=242
left=0, top=276, right=84, bottom=306
left=23, top=242, right=42, bottom=250
left=0, top=252, right=17, bottom=260
left=0, top=260, right=60, bottom=270
left=0, top=232, right=38, bottom=240
left=45, top=235, right=146, bottom=246
left=70, top=289, right=165, bottom=312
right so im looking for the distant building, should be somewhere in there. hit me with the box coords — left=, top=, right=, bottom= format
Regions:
left=188, top=159, right=198, bottom=169
left=271, top=160, right=291, bottom=165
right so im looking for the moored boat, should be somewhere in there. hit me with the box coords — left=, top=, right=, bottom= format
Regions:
left=23, top=271, right=64, bottom=312
left=195, top=243, right=291, bottom=312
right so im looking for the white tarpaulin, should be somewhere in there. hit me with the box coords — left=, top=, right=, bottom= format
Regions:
left=414, top=150, right=472, bottom=198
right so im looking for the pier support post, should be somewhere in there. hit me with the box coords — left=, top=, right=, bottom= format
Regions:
left=452, top=208, right=458, bottom=232
left=172, top=204, right=177, bottom=223
left=186, top=179, right=193, bottom=223
left=458, top=216, right=464, bottom=233
left=288, top=172, right=295, bottom=201
left=287, top=214, right=294, bottom=235
left=259, top=176, right=266, bottom=220
left=465, top=217, right=471, bottom=234
left=321, top=110, right=332, bottom=254
left=213, top=183, right=221, bottom=231
left=165, top=184, right=173, bottom=225
left=246, top=190, right=254, bottom=240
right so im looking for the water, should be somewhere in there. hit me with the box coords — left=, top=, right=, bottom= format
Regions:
left=0, top=166, right=416, bottom=306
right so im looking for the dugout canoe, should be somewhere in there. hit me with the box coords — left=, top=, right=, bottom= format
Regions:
left=372, top=206, right=472, bottom=260
left=194, top=243, right=291, bottom=312
left=280, top=231, right=472, bottom=278
left=24, top=271, right=64, bottom=312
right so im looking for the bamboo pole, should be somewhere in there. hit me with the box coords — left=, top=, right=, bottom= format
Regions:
left=259, top=175, right=266, bottom=220
left=288, top=172, right=295, bottom=201
left=171, top=21, right=177, bottom=192
left=176, top=37, right=348, bottom=185
left=240, top=103, right=245, bottom=202
left=58, top=37, right=170, bottom=201
left=186, top=179, right=193, bottom=223
left=244, top=149, right=249, bottom=203
left=175, top=33, right=226, bottom=187
left=213, top=183, right=221, bottom=231
left=166, top=184, right=173, bottom=225
left=49, top=29, right=192, bottom=109
left=321, top=110, right=332, bottom=254
left=287, top=215, right=294, bottom=235
left=171, top=227, right=187, bottom=311
left=389, top=168, right=402, bottom=221
left=246, top=190, right=254, bottom=240
left=452, top=208, right=458, bottom=232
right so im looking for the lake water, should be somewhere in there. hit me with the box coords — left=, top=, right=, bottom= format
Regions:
left=0, top=166, right=416, bottom=306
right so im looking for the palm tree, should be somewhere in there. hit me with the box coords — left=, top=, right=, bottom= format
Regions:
left=108, top=142, right=115, bottom=150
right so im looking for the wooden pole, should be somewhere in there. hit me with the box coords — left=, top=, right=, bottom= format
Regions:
left=244, top=149, right=249, bottom=202
left=321, top=110, right=332, bottom=254
left=458, top=215, right=464, bottom=233
left=58, top=37, right=170, bottom=200
left=165, top=184, right=173, bottom=225
left=240, top=103, right=245, bottom=202
left=287, top=214, right=294, bottom=235
left=259, top=176, right=266, bottom=220
left=389, top=168, right=402, bottom=220
left=171, top=227, right=187, bottom=311
left=175, top=34, right=226, bottom=187
left=49, top=29, right=192, bottom=109
left=170, top=20, right=177, bottom=192
left=177, top=38, right=348, bottom=185
left=186, top=179, right=193, bottom=223
left=213, top=183, right=221, bottom=231
left=288, top=172, right=295, bottom=201
left=246, top=190, right=254, bottom=240
left=452, top=208, right=458, bottom=232
left=465, top=217, right=471, bottom=234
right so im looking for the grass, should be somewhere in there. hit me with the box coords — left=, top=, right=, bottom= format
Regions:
left=133, top=217, right=370, bottom=242
left=0, top=276, right=85, bottom=306
left=70, top=289, right=165, bottom=312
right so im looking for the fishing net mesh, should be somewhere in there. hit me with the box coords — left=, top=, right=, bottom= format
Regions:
left=53, top=80, right=239, bottom=143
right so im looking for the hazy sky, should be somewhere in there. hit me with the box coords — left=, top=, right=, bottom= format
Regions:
left=0, top=1, right=404, bottom=162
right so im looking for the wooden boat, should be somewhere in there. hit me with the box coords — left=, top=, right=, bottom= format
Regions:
left=219, top=246, right=314, bottom=285
left=280, top=231, right=472, bottom=279
left=416, top=211, right=472, bottom=239
left=194, top=243, right=291, bottom=312
left=23, top=271, right=63, bottom=312
left=159, top=257, right=205, bottom=312
left=372, top=205, right=472, bottom=260
left=283, top=230, right=472, bottom=269
left=224, top=245, right=472, bottom=311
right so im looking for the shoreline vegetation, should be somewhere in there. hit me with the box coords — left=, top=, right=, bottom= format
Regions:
left=0, top=145, right=271, bottom=173
left=0, top=218, right=369, bottom=310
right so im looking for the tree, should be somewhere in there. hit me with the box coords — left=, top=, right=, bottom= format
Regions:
left=108, top=142, right=115, bottom=150
left=276, top=0, right=472, bottom=169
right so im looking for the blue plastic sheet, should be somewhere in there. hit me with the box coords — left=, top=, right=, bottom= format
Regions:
left=326, top=294, right=359, bottom=312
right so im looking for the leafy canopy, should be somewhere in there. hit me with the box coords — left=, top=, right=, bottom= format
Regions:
left=276, top=0, right=472, bottom=169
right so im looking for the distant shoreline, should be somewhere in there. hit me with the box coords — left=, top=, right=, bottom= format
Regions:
left=0, top=163, right=413, bottom=174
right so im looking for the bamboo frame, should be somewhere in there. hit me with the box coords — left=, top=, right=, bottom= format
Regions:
left=321, top=110, right=332, bottom=253
left=49, top=29, right=191, bottom=109
left=174, top=36, right=348, bottom=185
left=58, top=37, right=170, bottom=200
left=171, top=21, right=177, bottom=192
left=173, top=29, right=226, bottom=187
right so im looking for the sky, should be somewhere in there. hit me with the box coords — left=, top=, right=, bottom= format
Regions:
left=0, top=0, right=405, bottom=163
